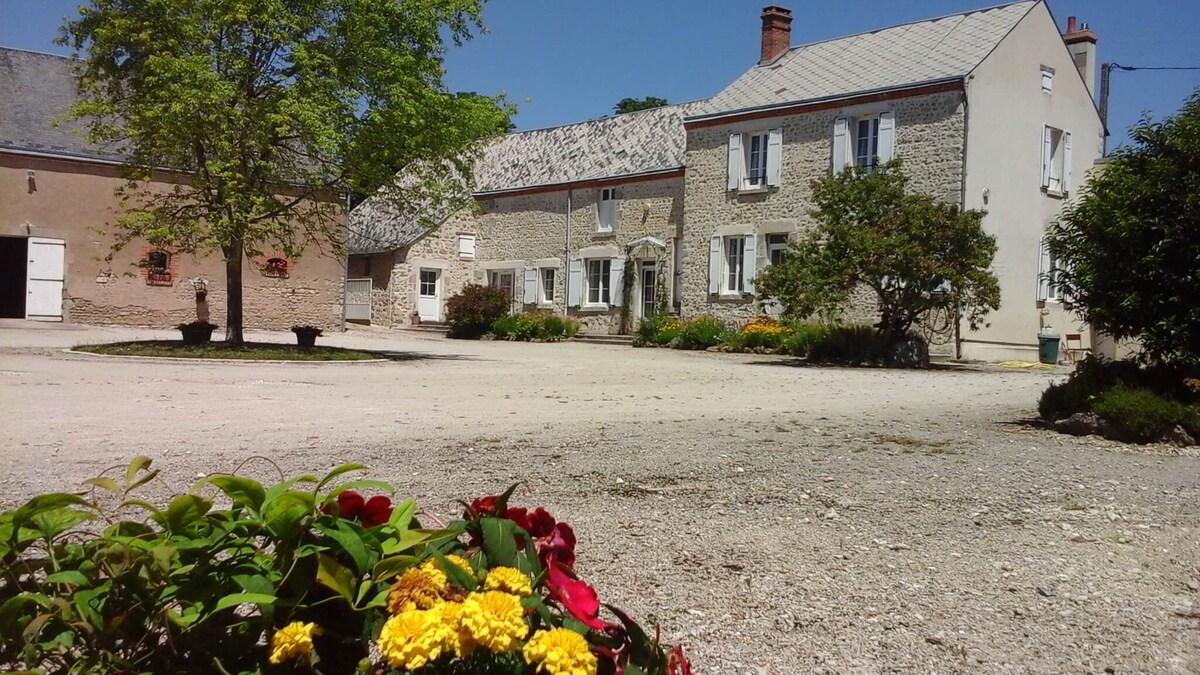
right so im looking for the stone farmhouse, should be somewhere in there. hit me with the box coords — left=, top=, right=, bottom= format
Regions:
left=0, top=48, right=344, bottom=330
left=352, top=0, right=1103, bottom=362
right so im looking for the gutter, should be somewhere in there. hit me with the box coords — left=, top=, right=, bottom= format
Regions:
left=1, top=145, right=127, bottom=166
left=563, top=188, right=572, bottom=317
left=956, top=76, right=971, bottom=360
left=473, top=166, right=684, bottom=199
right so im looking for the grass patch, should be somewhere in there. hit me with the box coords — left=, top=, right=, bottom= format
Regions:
left=75, top=341, right=381, bottom=361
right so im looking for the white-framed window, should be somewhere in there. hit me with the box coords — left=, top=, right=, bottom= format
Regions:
left=1038, top=237, right=1072, bottom=303
left=724, top=236, right=746, bottom=294
left=727, top=128, right=782, bottom=191
left=585, top=259, right=611, bottom=306
left=766, top=233, right=789, bottom=266
left=540, top=267, right=556, bottom=304
left=597, top=188, right=618, bottom=233
left=1041, top=125, right=1071, bottom=194
left=833, top=113, right=894, bottom=174
left=1041, top=66, right=1054, bottom=94
left=489, top=270, right=515, bottom=300
left=854, top=117, right=881, bottom=169
left=457, top=234, right=476, bottom=260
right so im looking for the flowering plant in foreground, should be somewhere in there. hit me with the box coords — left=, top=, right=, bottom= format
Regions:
left=0, top=458, right=690, bottom=675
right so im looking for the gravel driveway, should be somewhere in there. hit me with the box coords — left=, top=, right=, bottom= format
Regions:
left=1, top=322, right=1197, bottom=673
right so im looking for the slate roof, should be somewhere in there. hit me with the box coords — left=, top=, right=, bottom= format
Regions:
left=0, top=47, right=120, bottom=161
left=690, top=1, right=1036, bottom=120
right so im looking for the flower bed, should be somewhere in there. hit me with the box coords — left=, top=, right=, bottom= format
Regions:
left=0, top=459, right=689, bottom=675
left=634, top=315, right=831, bottom=357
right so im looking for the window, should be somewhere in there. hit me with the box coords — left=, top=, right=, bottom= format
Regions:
left=744, top=132, right=769, bottom=188
left=597, top=188, right=618, bottom=233
left=1038, top=237, right=1071, bottom=303
left=262, top=256, right=289, bottom=278
left=146, top=250, right=169, bottom=272
left=1041, top=66, right=1054, bottom=94
left=540, top=268, right=556, bottom=304
left=855, top=117, right=881, bottom=169
left=586, top=259, right=611, bottom=305
left=766, top=233, right=789, bottom=266
left=419, top=269, right=437, bottom=297
left=1042, top=126, right=1070, bottom=194
left=489, top=270, right=515, bottom=303
left=724, top=236, right=745, bottom=294
left=458, top=234, right=476, bottom=260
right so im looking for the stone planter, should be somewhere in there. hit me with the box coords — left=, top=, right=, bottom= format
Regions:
left=292, top=327, right=322, bottom=349
left=178, top=323, right=216, bottom=345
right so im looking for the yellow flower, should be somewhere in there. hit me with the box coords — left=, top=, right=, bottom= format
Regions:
left=523, top=628, right=598, bottom=675
left=422, top=554, right=474, bottom=580
left=387, top=567, right=446, bottom=614
left=460, top=590, right=529, bottom=654
left=433, top=600, right=475, bottom=658
left=268, top=621, right=321, bottom=665
left=377, top=608, right=450, bottom=671
left=483, top=566, right=533, bottom=596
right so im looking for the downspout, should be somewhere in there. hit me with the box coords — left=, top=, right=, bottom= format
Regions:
left=954, top=77, right=971, bottom=360
left=341, top=191, right=350, bottom=333
left=563, top=188, right=572, bottom=317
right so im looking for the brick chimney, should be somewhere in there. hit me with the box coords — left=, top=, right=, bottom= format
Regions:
left=760, top=6, right=793, bottom=65
left=1063, top=15, right=1098, bottom=97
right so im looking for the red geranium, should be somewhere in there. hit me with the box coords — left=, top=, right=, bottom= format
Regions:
left=538, top=521, right=576, bottom=568
left=546, top=561, right=604, bottom=630
left=326, top=490, right=393, bottom=528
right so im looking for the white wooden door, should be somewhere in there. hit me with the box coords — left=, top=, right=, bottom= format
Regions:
left=26, top=237, right=65, bottom=321
left=417, top=268, right=441, bottom=321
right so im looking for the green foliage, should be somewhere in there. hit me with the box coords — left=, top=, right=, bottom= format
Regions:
left=1038, top=357, right=1199, bottom=421
left=672, top=316, right=728, bottom=350
left=633, top=315, right=683, bottom=347
left=613, top=96, right=669, bottom=115
left=780, top=323, right=831, bottom=357
left=446, top=284, right=511, bottom=339
left=1091, top=386, right=1200, bottom=442
left=806, top=325, right=888, bottom=364
left=1047, top=89, right=1200, bottom=364
left=74, top=340, right=379, bottom=360
left=755, top=162, right=999, bottom=348
left=59, top=0, right=513, bottom=343
left=490, top=312, right=580, bottom=342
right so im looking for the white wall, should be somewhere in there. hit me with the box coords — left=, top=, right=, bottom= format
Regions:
left=960, top=0, right=1105, bottom=361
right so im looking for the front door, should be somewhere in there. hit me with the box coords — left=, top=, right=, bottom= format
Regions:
left=26, top=237, right=65, bottom=322
left=417, top=268, right=441, bottom=321
left=639, top=261, right=657, bottom=320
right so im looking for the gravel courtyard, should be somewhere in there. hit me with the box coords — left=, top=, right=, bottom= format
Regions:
left=1, top=321, right=1198, bottom=674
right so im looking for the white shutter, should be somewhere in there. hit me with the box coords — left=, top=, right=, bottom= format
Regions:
left=832, top=118, right=849, bottom=174
left=727, top=133, right=742, bottom=190
left=1040, top=125, right=1052, bottom=189
left=567, top=259, right=583, bottom=307
left=458, top=234, right=476, bottom=259
left=742, top=234, right=757, bottom=295
left=708, top=235, right=722, bottom=295
left=522, top=268, right=538, bottom=305
left=610, top=256, right=626, bottom=307
left=1036, top=238, right=1050, bottom=301
left=877, top=112, right=896, bottom=165
left=766, top=127, right=783, bottom=187
left=1062, top=131, right=1073, bottom=195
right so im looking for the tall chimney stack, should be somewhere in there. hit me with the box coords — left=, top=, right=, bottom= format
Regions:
left=1063, top=15, right=1099, bottom=98
left=760, top=6, right=793, bottom=65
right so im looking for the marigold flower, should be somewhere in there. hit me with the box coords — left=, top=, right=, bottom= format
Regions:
left=460, top=590, right=529, bottom=654
left=377, top=608, right=449, bottom=671
left=483, top=566, right=533, bottom=596
left=433, top=600, right=475, bottom=658
left=423, top=554, right=473, bottom=580
left=523, top=627, right=598, bottom=675
left=387, top=567, right=446, bottom=614
left=268, top=621, right=320, bottom=665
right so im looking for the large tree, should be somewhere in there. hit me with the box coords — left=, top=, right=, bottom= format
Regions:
left=61, top=0, right=511, bottom=343
left=1048, top=89, right=1200, bottom=364
left=756, top=163, right=1000, bottom=349
left=613, top=96, right=668, bottom=115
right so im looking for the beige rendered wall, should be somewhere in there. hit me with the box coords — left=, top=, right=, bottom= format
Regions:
left=680, top=90, right=966, bottom=349
left=0, top=154, right=345, bottom=331
left=960, top=1, right=1105, bottom=361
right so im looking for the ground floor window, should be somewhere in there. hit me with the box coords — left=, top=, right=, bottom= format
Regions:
left=586, top=259, right=611, bottom=306
left=541, top=268, right=556, bottom=303
left=489, top=270, right=515, bottom=301
left=419, top=269, right=437, bottom=296
left=766, top=233, right=789, bottom=266
left=724, top=236, right=745, bottom=294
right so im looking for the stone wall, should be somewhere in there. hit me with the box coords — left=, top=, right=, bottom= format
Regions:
left=679, top=90, right=966, bottom=341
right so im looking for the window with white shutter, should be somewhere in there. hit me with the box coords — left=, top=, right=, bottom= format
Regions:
left=597, top=188, right=618, bottom=233
left=1042, top=126, right=1068, bottom=194
left=567, top=259, right=583, bottom=307
left=729, top=130, right=781, bottom=191
left=457, top=234, right=476, bottom=259
left=584, top=259, right=612, bottom=307
left=832, top=118, right=849, bottom=174
left=540, top=268, right=556, bottom=305
left=1041, top=66, right=1054, bottom=94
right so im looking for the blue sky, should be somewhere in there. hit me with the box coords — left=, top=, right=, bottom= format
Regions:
left=2, top=0, right=1196, bottom=144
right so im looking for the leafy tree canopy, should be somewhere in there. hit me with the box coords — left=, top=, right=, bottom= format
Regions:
left=756, top=163, right=1000, bottom=347
left=614, top=96, right=668, bottom=115
left=60, top=0, right=512, bottom=342
left=1048, top=88, right=1200, bottom=364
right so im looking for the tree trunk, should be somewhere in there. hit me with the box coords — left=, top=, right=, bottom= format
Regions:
left=224, top=238, right=245, bottom=345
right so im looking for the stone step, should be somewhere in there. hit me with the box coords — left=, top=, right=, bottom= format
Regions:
left=572, top=333, right=633, bottom=346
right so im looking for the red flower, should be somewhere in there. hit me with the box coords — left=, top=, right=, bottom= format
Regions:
left=335, top=490, right=365, bottom=519
left=326, top=490, right=392, bottom=528
left=537, top=521, right=576, bottom=568
left=546, top=562, right=604, bottom=630
left=527, top=507, right=556, bottom=538
left=503, top=507, right=531, bottom=533
left=467, top=495, right=498, bottom=517
left=668, top=646, right=693, bottom=675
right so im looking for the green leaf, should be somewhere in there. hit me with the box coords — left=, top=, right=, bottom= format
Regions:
left=29, top=507, right=93, bottom=541
left=125, top=456, right=153, bottom=483
left=44, top=570, right=90, bottom=587
left=262, top=491, right=315, bottom=540
left=373, top=555, right=420, bottom=582
left=327, top=480, right=394, bottom=498
left=388, top=499, right=416, bottom=530
left=164, top=494, right=212, bottom=533
left=492, top=483, right=521, bottom=514
left=233, top=574, right=276, bottom=596
left=364, top=587, right=392, bottom=609
left=316, top=463, right=368, bottom=492
left=205, top=475, right=267, bottom=512
left=429, top=550, right=477, bottom=591
left=380, top=528, right=434, bottom=556
left=213, top=592, right=276, bottom=613
left=264, top=475, right=318, bottom=504
left=83, top=477, right=121, bottom=495
left=480, top=517, right=518, bottom=568
left=316, top=553, right=357, bottom=604
left=315, top=520, right=371, bottom=576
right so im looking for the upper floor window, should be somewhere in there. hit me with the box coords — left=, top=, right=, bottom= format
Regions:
left=855, top=118, right=881, bottom=169
left=727, top=128, right=782, bottom=191
left=597, top=188, right=618, bottom=233
left=1041, top=66, right=1054, bottom=94
left=1041, top=125, right=1072, bottom=195
left=833, top=112, right=894, bottom=174
left=766, top=233, right=789, bottom=266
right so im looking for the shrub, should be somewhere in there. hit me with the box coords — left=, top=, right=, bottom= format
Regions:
left=491, top=312, right=579, bottom=342
left=634, top=314, right=683, bottom=346
left=1038, top=357, right=1200, bottom=421
left=1091, top=386, right=1200, bottom=442
left=780, top=322, right=830, bottom=357
left=734, top=316, right=791, bottom=350
left=672, top=315, right=728, bottom=350
left=807, top=325, right=887, bottom=364
left=0, top=459, right=689, bottom=675
left=446, top=283, right=510, bottom=339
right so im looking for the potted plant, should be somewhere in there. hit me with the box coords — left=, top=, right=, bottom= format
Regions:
left=291, top=325, right=322, bottom=348
left=177, top=321, right=218, bottom=345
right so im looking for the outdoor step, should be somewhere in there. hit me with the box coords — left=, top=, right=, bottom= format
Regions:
left=401, top=323, right=448, bottom=334
left=572, top=333, right=633, bottom=346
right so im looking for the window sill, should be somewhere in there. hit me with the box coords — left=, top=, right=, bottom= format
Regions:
left=592, top=229, right=616, bottom=238
left=1042, top=187, right=1065, bottom=200
left=712, top=292, right=752, bottom=301
left=579, top=304, right=611, bottom=313
left=732, top=186, right=770, bottom=196
left=538, top=301, right=555, bottom=309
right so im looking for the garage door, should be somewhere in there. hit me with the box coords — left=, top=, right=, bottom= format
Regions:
left=26, top=237, right=65, bottom=321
